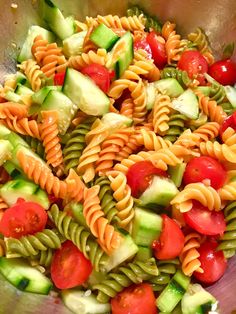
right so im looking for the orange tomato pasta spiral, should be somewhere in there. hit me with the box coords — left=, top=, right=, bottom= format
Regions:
left=107, top=170, right=134, bottom=229
left=152, top=94, right=171, bottom=135
left=136, top=129, right=172, bottom=151
left=3, top=117, right=41, bottom=139
left=115, top=133, right=141, bottom=162
left=0, top=102, right=28, bottom=119
left=129, top=79, right=147, bottom=124
left=162, top=21, right=182, bottom=64
left=221, top=127, right=236, bottom=146
left=174, top=129, right=201, bottom=149
left=193, top=122, right=220, bottom=144
left=170, top=182, right=222, bottom=212
left=199, top=141, right=236, bottom=163
left=68, top=49, right=107, bottom=71
left=18, top=59, right=44, bottom=92
left=94, top=14, right=146, bottom=31
left=120, top=98, right=134, bottom=119
left=180, top=232, right=204, bottom=276
left=31, top=35, right=48, bottom=62
left=40, top=110, right=64, bottom=170
left=83, top=186, right=121, bottom=254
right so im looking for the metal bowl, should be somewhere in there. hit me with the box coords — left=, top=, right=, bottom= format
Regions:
left=0, top=0, right=236, bottom=313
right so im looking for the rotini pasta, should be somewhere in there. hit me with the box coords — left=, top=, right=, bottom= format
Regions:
left=152, top=94, right=171, bottom=135
left=69, top=49, right=107, bottom=71
left=162, top=21, right=182, bottom=64
left=164, top=113, right=188, bottom=142
left=136, top=128, right=172, bottom=151
left=199, top=141, right=236, bottom=163
left=0, top=102, right=28, bottom=120
left=221, top=127, right=236, bottom=146
left=2, top=117, right=41, bottom=139
left=161, top=67, right=193, bottom=88
left=18, top=59, right=44, bottom=91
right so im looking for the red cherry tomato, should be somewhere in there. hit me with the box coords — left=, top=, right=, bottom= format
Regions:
left=111, top=283, right=157, bottom=314
left=220, top=111, right=236, bottom=137
left=54, top=71, right=66, bottom=86
left=134, top=38, right=153, bottom=59
left=183, top=201, right=226, bottom=236
left=152, top=214, right=185, bottom=260
left=178, top=50, right=208, bottom=85
left=81, top=63, right=111, bottom=93
left=126, top=161, right=167, bottom=198
left=194, top=240, right=227, bottom=284
left=146, top=31, right=167, bottom=69
left=183, top=156, right=227, bottom=190
left=208, top=59, right=236, bottom=86
left=51, top=241, right=92, bottom=289
left=0, top=199, right=47, bottom=238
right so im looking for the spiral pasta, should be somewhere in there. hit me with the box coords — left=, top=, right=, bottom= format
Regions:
left=161, top=67, right=193, bottom=88
left=136, top=128, right=172, bottom=151
left=18, top=59, right=44, bottom=91
left=2, top=117, right=41, bottom=139
left=171, top=182, right=222, bottom=212
left=0, top=102, right=28, bottom=120
left=48, top=204, right=108, bottom=272
left=219, top=181, right=236, bottom=201
left=180, top=233, right=203, bottom=276
left=152, top=94, right=171, bottom=135
left=83, top=186, right=121, bottom=254
left=221, top=127, right=236, bottom=146
left=92, top=258, right=159, bottom=303
left=32, top=249, right=54, bottom=267
left=209, top=83, right=226, bottom=104
left=23, top=136, right=45, bottom=158
left=120, top=98, right=134, bottom=118
left=164, top=113, right=188, bottom=142
left=199, top=141, right=236, bottom=163
left=115, top=133, right=140, bottom=162
left=193, top=122, right=220, bottom=144
left=217, top=202, right=236, bottom=258
left=162, top=21, right=182, bottom=64
left=68, top=49, right=107, bottom=71
left=5, top=229, right=63, bottom=257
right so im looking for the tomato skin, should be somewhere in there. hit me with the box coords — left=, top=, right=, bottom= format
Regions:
left=183, top=201, right=226, bottom=236
left=81, top=63, right=111, bottom=93
left=111, top=283, right=157, bottom=314
left=146, top=31, right=167, bottom=69
left=152, top=214, right=184, bottom=260
left=194, top=240, right=227, bottom=284
left=220, top=112, right=236, bottom=137
left=134, top=38, right=153, bottom=59
left=208, top=59, right=236, bottom=86
left=0, top=199, right=47, bottom=238
left=183, top=156, right=227, bottom=190
left=51, top=241, right=92, bottom=289
left=178, top=50, right=208, bottom=85
left=54, top=71, right=66, bottom=86
left=126, top=161, right=167, bottom=198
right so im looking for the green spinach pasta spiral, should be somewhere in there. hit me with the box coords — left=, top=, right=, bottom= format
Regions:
left=29, top=248, right=54, bottom=267
left=161, top=67, right=193, bottom=88
left=5, top=229, right=63, bottom=257
left=23, top=135, right=45, bottom=158
left=48, top=204, right=108, bottom=272
left=164, top=113, right=188, bottom=142
left=94, top=176, right=119, bottom=224
left=92, top=258, right=159, bottom=303
left=149, top=258, right=180, bottom=291
left=217, top=201, right=236, bottom=258
left=209, top=83, right=226, bottom=104
left=221, top=102, right=236, bottom=116
left=63, top=117, right=95, bottom=173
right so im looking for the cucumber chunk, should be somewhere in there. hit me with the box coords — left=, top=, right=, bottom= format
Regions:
left=18, top=25, right=55, bottom=62
left=154, top=78, right=184, bottom=98
left=139, top=175, right=179, bottom=209
left=41, top=90, right=77, bottom=135
left=90, top=24, right=119, bottom=50
left=101, top=112, right=133, bottom=128
left=63, top=31, right=87, bottom=57
left=63, top=68, right=110, bottom=116
left=15, top=84, right=34, bottom=97
left=195, top=86, right=211, bottom=96
left=181, top=284, right=218, bottom=314
left=168, top=162, right=186, bottom=188
left=0, top=179, right=49, bottom=209
left=132, top=207, right=162, bottom=247
left=225, top=85, right=236, bottom=108
left=172, top=89, right=199, bottom=119
left=0, top=257, right=52, bottom=295
left=42, top=0, right=75, bottom=40
left=146, top=82, right=157, bottom=110
left=0, top=139, right=13, bottom=166
left=62, top=289, right=111, bottom=314
left=32, top=86, right=61, bottom=105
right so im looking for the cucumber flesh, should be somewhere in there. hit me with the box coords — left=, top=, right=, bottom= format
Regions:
left=15, top=84, right=34, bottom=96
left=0, top=139, right=13, bottom=166
left=3, top=161, right=23, bottom=179
left=132, top=207, right=162, bottom=247
left=154, top=78, right=184, bottom=98
left=0, top=257, right=52, bottom=295
left=146, top=82, right=157, bottom=110
left=32, top=86, right=61, bottom=105
left=0, top=179, right=49, bottom=209
left=172, top=89, right=199, bottom=119
left=225, top=85, right=236, bottom=108
left=62, top=289, right=111, bottom=314
left=90, top=24, right=119, bottom=50
left=62, top=68, right=110, bottom=116
left=101, top=112, right=133, bottom=128
left=63, top=31, right=87, bottom=57
left=168, top=163, right=186, bottom=188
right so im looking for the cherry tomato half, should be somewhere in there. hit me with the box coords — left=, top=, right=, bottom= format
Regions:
left=152, top=214, right=185, bottom=260
left=178, top=50, right=208, bottom=85
left=54, top=71, right=66, bottom=86
left=194, top=240, right=227, bottom=284
left=126, top=161, right=167, bottom=198
left=208, top=59, right=236, bottom=86
left=111, top=283, right=157, bottom=314
left=134, top=38, right=153, bottom=59
left=81, top=63, right=111, bottom=93
left=51, top=241, right=92, bottom=289
left=220, top=111, right=236, bottom=137
left=0, top=199, right=47, bottom=238
left=146, top=31, right=167, bottom=69
left=183, top=201, right=226, bottom=236
left=183, top=156, right=227, bottom=190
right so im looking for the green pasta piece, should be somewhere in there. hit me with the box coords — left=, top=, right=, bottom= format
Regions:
left=149, top=258, right=180, bottom=292
left=92, top=258, right=159, bottom=303
left=209, top=83, right=226, bottom=104
left=187, top=27, right=212, bottom=55
left=23, top=135, right=45, bottom=159
left=217, top=201, right=236, bottom=258
left=5, top=229, right=63, bottom=257
left=220, top=102, right=235, bottom=116
left=63, top=117, right=95, bottom=173
left=29, top=248, right=54, bottom=268
left=164, top=113, right=188, bottom=142
left=48, top=204, right=108, bottom=272
left=161, top=67, right=193, bottom=88
left=127, top=6, right=162, bottom=33
left=93, top=176, right=119, bottom=224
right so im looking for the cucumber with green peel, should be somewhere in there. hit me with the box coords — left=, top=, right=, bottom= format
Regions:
left=15, top=72, right=30, bottom=87
left=18, top=25, right=55, bottom=62
left=15, top=84, right=34, bottom=97
left=146, top=82, right=157, bottom=110
left=63, top=31, right=87, bottom=57
left=101, top=112, right=133, bottom=128
left=32, top=86, right=62, bottom=105
left=0, top=257, right=52, bottom=294
left=225, top=85, right=236, bottom=108
left=0, top=139, right=13, bottom=166
left=132, top=207, right=162, bottom=247
left=154, top=78, right=184, bottom=98
left=62, top=68, right=110, bottom=116
left=90, top=24, right=119, bottom=50
left=4, top=91, right=22, bottom=103
left=0, top=179, right=50, bottom=209
left=41, top=0, right=75, bottom=40
left=172, top=89, right=199, bottom=119
left=168, top=163, right=186, bottom=188
left=62, top=289, right=111, bottom=314
left=3, top=161, right=23, bottom=179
